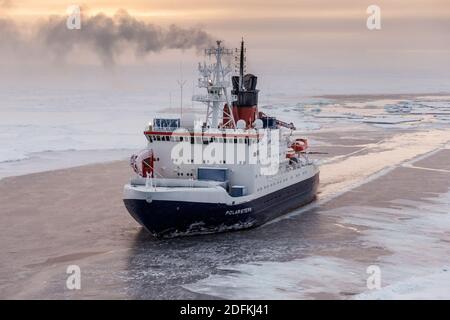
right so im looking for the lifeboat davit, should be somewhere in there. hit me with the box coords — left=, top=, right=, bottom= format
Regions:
left=286, top=148, right=296, bottom=159
left=130, top=149, right=154, bottom=178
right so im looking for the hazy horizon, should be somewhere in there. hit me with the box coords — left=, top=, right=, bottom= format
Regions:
left=1, top=0, right=449, bottom=95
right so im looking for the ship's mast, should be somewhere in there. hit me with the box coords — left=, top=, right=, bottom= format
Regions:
left=193, top=41, right=235, bottom=129
left=239, top=39, right=245, bottom=91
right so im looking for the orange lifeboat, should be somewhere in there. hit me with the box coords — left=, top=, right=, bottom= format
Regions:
left=291, top=138, right=308, bottom=153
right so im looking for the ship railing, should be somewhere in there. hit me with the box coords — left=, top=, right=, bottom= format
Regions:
left=131, top=177, right=226, bottom=189
left=280, top=159, right=309, bottom=173
left=197, top=80, right=231, bottom=88
left=152, top=126, right=179, bottom=132
left=192, top=94, right=227, bottom=103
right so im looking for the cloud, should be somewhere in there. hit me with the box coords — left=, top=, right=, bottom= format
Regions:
left=0, top=0, right=11, bottom=7
left=0, top=9, right=214, bottom=66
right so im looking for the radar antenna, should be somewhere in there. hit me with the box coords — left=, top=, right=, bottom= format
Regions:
left=192, top=40, right=235, bottom=128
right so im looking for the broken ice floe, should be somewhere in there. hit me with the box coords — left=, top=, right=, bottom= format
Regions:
left=362, top=116, right=422, bottom=125
left=385, top=101, right=412, bottom=114
left=183, top=188, right=450, bottom=300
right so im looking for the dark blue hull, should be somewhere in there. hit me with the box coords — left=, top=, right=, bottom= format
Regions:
left=124, top=173, right=319, bottom=238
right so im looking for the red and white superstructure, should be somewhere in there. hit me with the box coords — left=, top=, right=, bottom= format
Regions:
left=123, top=40, right=320, bottom=238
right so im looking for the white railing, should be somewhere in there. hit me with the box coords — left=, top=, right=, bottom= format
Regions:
left=192, top=94, right=227, bottom=103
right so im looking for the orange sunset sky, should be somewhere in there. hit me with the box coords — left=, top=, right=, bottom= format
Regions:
left=3, top=0, right=449, bottom=18
left=1, top=0, right=449, bottom=94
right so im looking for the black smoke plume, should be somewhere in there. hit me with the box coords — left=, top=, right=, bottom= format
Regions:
left=0, top=9, right=214, bottom=66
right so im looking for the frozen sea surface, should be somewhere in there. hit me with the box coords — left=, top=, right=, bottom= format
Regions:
left=0, top=89, right=157, bottom=164
left=183, top=160, right=450, bottom=299
left=1, top=89, right=449, bottom=177
left=1, top=91, right=450, bottom=299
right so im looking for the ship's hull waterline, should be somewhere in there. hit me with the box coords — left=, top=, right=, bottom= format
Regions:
left=124, top=173, right=319, bottom=238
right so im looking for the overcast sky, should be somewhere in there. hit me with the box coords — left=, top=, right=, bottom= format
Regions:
left=1, top=0, right=449, bottom=94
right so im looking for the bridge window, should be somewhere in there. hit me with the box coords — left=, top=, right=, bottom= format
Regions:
left=153, top=118, right=180, bottom=130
